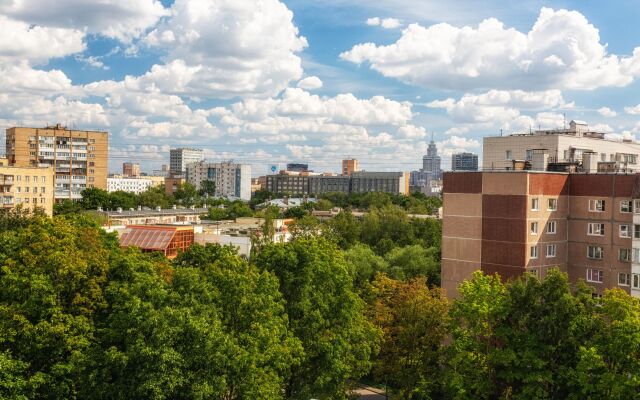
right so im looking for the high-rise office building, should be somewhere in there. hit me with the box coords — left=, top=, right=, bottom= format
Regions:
left=341, top=159, right=360, bottom=176
left=442, top=170, right=640, bottom=299
left=169, top=148, right=204, bottom=174
left=451, top=152, right=479, bottom=171
left=186, top=161, right=251, bottom=201
left=6, top=124, right=108, bottom=201
left=123, top=162, right=141, bottom=177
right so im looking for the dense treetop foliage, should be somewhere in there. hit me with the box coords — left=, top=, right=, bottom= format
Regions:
left=4, top=192, right=640, bottom=399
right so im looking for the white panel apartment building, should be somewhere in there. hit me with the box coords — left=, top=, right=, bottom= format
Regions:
left=107, top=177, right=155, bottom=194
left=186, top=161, right=251, bottom=201
left=169, top=148, right=204, bottom=174
left=484, top=120, right=640, bottom=171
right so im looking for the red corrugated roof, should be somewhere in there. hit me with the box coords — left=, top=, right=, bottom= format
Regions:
left=119, top=226, right=178, bottom=250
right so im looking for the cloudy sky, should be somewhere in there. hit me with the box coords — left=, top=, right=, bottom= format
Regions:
left=2, top=0, right=640, bottom=175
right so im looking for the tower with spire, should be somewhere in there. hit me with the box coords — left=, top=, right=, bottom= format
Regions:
left=422, top=132, right=442, bottom=179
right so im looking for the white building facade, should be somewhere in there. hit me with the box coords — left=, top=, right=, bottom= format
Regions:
left=107, top=177, right=155, bottom=194
left=484, top=120, right=640, bottom=171
left=169, top=148, right=204, bottom=174
left=186, top=161, right=251, bottom=201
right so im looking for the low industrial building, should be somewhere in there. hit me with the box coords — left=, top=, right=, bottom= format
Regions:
left=266, top=171, right=409, bottom=196
left=95, top=206, right=208, bottom=226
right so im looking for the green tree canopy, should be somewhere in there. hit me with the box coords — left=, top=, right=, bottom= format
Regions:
left=254, top=237, right=380, bottom=399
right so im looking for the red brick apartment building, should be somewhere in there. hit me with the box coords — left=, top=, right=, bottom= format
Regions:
left=442, top=171, right=640, bottom=298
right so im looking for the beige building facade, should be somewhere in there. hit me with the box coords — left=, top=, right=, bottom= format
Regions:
left=0, top=165, right=55, bottom=216
left=484, top=120, right=640, bottom=171
left=6, top=124, right=109, bottom=201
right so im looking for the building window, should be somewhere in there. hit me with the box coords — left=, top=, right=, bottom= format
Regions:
left=525, top=149, right=533, bottom=160
left=547, top=198, right=557, bottom=211
left=546, top=244, right=556, bottom=258
left=587, top=246, right=604, bottom=260
left=635, top=225, right=640, bottom=239
left=619, top=248, right=632, bottom=262
left=589, top=199, right=605, bottom=212
left=530, top=222, right=538, bottom=235
left=527, top=268, right=539, bottom=278
left=634, top=199, right=640, bottom=214
left=531, top=198, right=539, bottom=211
left=530, top=246, right=538, bottom=259
left=619, top=273, right=631, bottom=286
left=506, top=150, right=512, bottom=160
left=633, top=274, right=640, bottom=289
left=586, top=268, right=604, bottom=283
left=587, top=223, right=605, bottom=236
left=621, top=200, right=632, bottom=213
left=547, top=221, right=557, bottom=234
left=620, top=224, right=631, bottom=238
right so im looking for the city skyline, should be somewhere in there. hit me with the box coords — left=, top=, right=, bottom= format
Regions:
left=1, top=1, right=640, bottom=175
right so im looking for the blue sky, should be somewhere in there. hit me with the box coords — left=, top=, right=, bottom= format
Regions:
left=1, top=0, right=640, bottom=175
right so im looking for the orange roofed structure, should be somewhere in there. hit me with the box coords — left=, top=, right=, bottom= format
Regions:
left=119, top=225, right=194, bottom=259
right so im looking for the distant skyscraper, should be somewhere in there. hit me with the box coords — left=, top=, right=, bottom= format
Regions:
left=451, top=152, right=479, bottom=171
left=422, top=136, right=442, bottom=179
left=122, top=162, right=140, bottom=177
left=169, top=148, right=204, bottom=174
left=341, top=159, right=360, bottom=176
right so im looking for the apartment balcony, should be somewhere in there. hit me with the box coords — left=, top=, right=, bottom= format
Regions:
left=0, top=196, right=14, bottom=206
left=0, top=176, right=14, bottom=186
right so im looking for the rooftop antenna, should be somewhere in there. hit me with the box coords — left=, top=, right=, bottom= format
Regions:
left=500, top=129, right=503, bottom=136
left=430, top=131, right=434, bottom=142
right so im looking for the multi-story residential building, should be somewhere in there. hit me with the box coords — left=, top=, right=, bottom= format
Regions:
left=422, top=138, right=442, bottom=180
left=107, top=177, right=155, bottom=194
left=442, top=170, right=640, bottom=299
left=6, top=124, right=108, bottom=201
left=169, top=148, right=203, bottom=174
left=165, top=174, right=185, bottom=195
left=286, top=163, right=308, bottom=172
left=186, top=161, right=251, bottom=201
left=342, top=159, right=360, bottom=176
left=484, top=120, right=640, bottom=171
left=266, top=173, right=311, bottom=196
left=451, top=152, right=479, bottom=171
left=122, top=162, right=141, bottom=177
left=0, top=164, right=55, bottom=215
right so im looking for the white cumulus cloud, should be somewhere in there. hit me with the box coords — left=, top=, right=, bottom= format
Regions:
left=342, top=7, right=640, bottom=91
left=297, top=76, right=323, bottom=90
left=597, top=107, right=617, bottom=117
left=624, top=104, right=640, bottom=115
left=0, top=0, right=168, bottom=43
left=143, top=0, right=308, bottom=98
left=367, top=17, right=402, bottom=29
